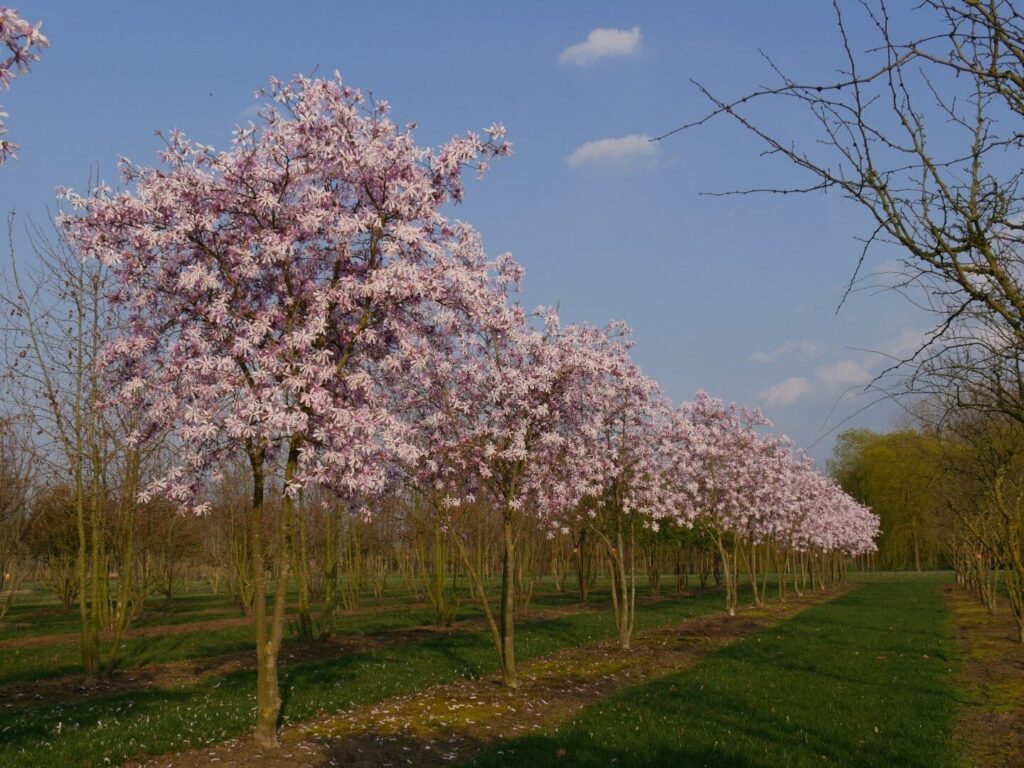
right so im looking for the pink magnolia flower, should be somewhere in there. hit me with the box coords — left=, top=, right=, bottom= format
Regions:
left=0, top=7, right=46, bottom=164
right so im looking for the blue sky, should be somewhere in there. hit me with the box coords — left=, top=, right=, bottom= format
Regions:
left=0, top=2, right=931, bottom=461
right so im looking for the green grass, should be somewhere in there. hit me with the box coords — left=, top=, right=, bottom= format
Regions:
left=0, top=585, right=732, bottom=767
left=0, top=603, right=477, bottom=686
left=0, top=576, right=681, bottom=644
left=469, top=573, right=962, bottom=768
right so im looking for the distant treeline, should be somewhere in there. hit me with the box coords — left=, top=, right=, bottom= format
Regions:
left=829, top=428, right=949, bottom=572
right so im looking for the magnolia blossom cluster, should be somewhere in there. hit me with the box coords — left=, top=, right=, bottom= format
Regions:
left=662, top=392, right=878, bottom=556
left=0, top=6, right=46, bottom=164
left=61, top=73, right=877, bottom=557
left=403, top=311, right=648, bottom=521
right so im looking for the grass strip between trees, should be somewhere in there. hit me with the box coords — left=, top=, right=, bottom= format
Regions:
left=945, top=582, right=1024, bottom=766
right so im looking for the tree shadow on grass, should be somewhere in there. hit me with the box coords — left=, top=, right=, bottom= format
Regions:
left=466, top=581, right=961, bottom=768
left=465, top=669, right=950, bottom=768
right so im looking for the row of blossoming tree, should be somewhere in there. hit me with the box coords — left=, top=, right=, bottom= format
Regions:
left=49, top=75, right=878, bottom=747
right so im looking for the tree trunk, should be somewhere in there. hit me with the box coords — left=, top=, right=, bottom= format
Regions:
left=716, top=537, right=737, bottom=617
left=320, top=505, right=341, bottom=638
left=75, top=467, right=98, bottom=682
left=745, top=543, right=762, bottom=606
left=292, top=490, right=313, bottom=641
left=450, top=519, right=502, bottom=661
left=249, top=448, right=284, bottom=750
left=575, top=526, right=594, bottom=603
left=499, top=513, right=517, bottom=688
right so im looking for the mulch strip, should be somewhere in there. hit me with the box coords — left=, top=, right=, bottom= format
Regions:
left=944, top=584, right=1024, bottom=768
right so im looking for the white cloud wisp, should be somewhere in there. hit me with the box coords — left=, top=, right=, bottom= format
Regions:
left=567, top=134, right=657, bottom=170
left=559, top=26, right=642, bottom=67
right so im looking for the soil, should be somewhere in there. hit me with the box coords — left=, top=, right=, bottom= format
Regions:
left=945, top=584, right=1024, bottom=768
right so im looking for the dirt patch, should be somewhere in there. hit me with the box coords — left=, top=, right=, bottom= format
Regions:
left=130, top=585, right=855, bottom=768
left=944, top=584, right=1024, bottom=768
left=0, top=621, right=32, bottom=630
left=0, top=613, right=264, bottom=652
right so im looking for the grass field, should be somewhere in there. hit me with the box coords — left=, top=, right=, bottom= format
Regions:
left=0, top=572, right=1008, bottom=768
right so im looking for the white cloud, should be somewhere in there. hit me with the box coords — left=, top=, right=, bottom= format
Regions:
left=759, top=358, right=873, bottom=408
left=751, top=340, right=831, bottom=364
left=878, top=328, right=925, bottom=359
left=559, top=26, right=642, bottom=67
left=759, top=377, right=811, bottom=407
left=566, top=134, right=657, bottom=170
left=814, top=360, right=873, bottom=391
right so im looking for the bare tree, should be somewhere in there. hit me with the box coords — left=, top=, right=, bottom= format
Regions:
left=0, top=416, right=34, bottom=621
left=2, top=214, right=163, bottom=678
left=657, top=0, right=1024, bottom=360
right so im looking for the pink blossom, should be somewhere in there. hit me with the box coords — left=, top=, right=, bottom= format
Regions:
left=0, top=7, right=46, bottom=164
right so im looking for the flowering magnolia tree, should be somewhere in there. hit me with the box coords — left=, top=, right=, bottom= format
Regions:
left=558, top=324, right=672, bottom=651
left=61, top=74, right=511, bottom=746
left=401, top=298, right=614, bottom=687
left=665, top=393, right=770, bottom=615
left=0, top=7, right=46, bottom=165
left=788, top=466, right=879, bottom=589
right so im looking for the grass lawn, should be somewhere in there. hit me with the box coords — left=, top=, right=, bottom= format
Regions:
left=469, top=573, right=962, bottom=768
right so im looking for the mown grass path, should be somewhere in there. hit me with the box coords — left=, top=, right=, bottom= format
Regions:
left=469, top=574, right=961, bottom=767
